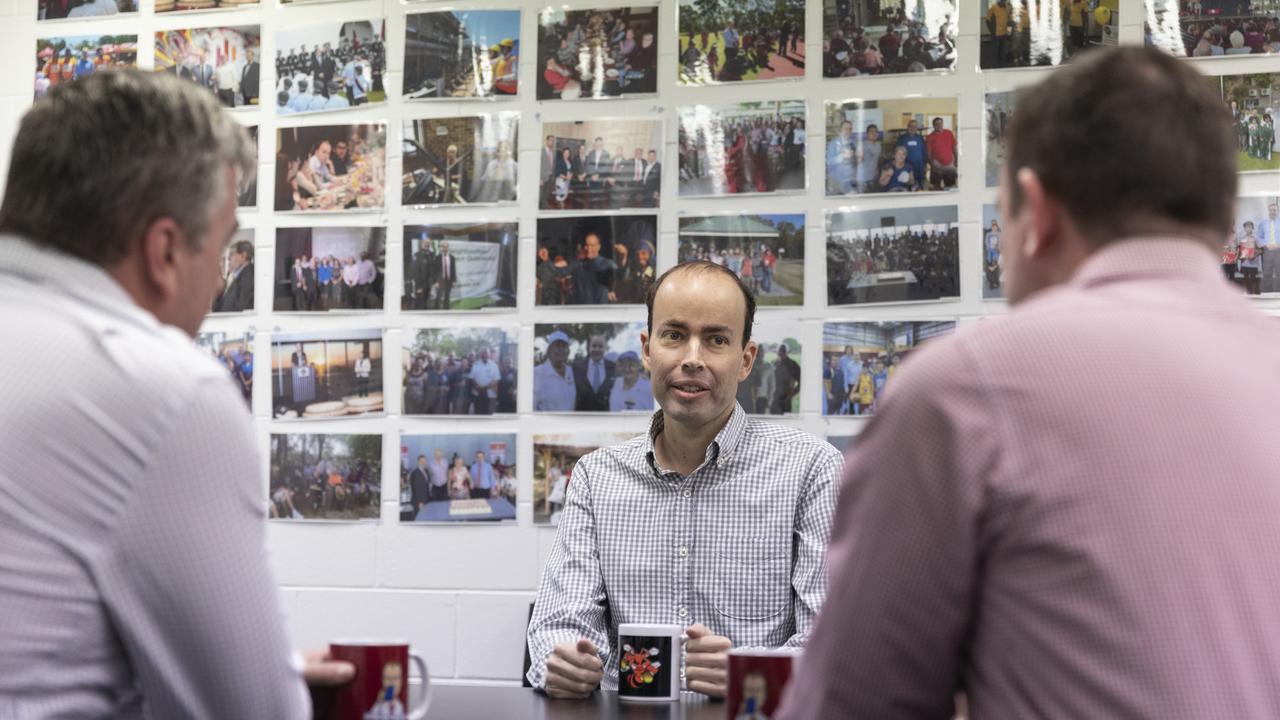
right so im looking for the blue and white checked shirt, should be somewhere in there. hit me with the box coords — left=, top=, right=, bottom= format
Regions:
left=526, top=403, right=842, bottom=690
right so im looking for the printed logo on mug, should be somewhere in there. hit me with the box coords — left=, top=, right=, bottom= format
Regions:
left=328, top=639, right=430, bottom=720
left=616, top=623, right=685, bottom=702
left=725, top=649, right=794, bottom=720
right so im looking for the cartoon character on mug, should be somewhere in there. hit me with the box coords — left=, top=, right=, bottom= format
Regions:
left=735, top=670, right=771, bottom=720
left=364, top=660, right=406, bottom=720
left=619, top=643, right=662, bottom=688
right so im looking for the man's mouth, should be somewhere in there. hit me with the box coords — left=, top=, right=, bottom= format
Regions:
left=670, top=380, right=710, bottom=397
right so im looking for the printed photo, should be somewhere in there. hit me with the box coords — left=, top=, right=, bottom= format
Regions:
left=195, top=330, right=253, bottom=408
left=984, top=91, right=1016, bottom=187
left=825, top=97, right=960, bottom=195
left=982, top=0, right=1115, bottom=69
left=1146, top=0, right=1275, bottom=57
left=826, top=434, right=855, bottom=453
left=826, top=205, right=960, bottom=305
left=1223, top=195, right=1280, bottom=295
left=982, top=204, right=1004, bottom=300
left=1221, top=74, right=1280, bottom=172
left=537, top=5, right=658, bottom=100
left=533, top=432, right=636, bottom=524
left=274, top=20, right=386, bottom=115
left=678, top=0, right=805, bottom=84
left=400, top=434, right=517, bottom=522
left=677, top=101, right=806, bottom=197
left=535, top=215, right=657, bottom=306
left=403, top=223, right=518, bottom=311
left=823, top=0, right=955, bottom=77
left=269, top=433, right=381, bottom=521
left=402, top=327, right=518, bottom=416
left=275, top=227, right=385, bottom=313
left=35, top=36, right=137, bottom=99
left=271, top=329, right=383, bottom=419
left=274, top=123, right=387, bottom=212
left=239, top=127, right=258, bottom=207
left=822, top=320, right=956, bottom=416
left=155, top=26, right=261, bottom=108
left=539, top=119, right=664, bottom=210
left=404, top=10, right=521, bottom=99
left=402, top=113, right=519, bottom=206
left=736, top=323, right=801, bottom=415
left=533, top=323, right=649, bottom=413
left=154, top=0, right=257, bottom=15
left=39, top=0, right=135, bottom=20
left=678, top=214, right=805, bottom=306
left=210, top=228, right=255, bottom=314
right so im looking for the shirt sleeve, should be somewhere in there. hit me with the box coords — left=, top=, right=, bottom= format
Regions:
left=781, top=448, right=842, bottom=648
left=93, top=379, right=310, bottom=719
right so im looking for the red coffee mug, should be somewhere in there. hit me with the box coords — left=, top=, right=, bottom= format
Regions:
left=725, top=649, right=793, bottom=720
left=329, top=639, right=430, bottom=720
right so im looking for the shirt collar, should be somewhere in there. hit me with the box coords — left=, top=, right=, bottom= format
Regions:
left=1068, top=237, right=1223, bottom=290
left=644, top=402, right=748, bottom=477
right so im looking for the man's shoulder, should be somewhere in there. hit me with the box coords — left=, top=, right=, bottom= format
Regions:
left=740, top=418, right=840, bottom=464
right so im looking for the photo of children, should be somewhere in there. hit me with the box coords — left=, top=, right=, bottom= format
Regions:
left=822, top=320, right=956, bottom=416
left=274, top=20, right=386, bottom=115
left=34, top=36, right=137, bottom=100
left=402, top=114, right=519, bottom=206
left=271, top=329, right=383, bottom=419
left=678, top=0, right=805, bottom=84
left=402, top=223, right=518, bottom=311
left=677, top=101, right=806, bottom=197
left=982, top=204, right=1005, bottom=300
left=274, top=227, right=385, bottom=313
left=404, top=10, right=520, bottom=99
left=985, top=90, right=1015, bottom=187
left=1224, top=196, right=1280, bottom=295
left=825, top=97, right=960, bottom=195
left=535, top=215, right=658, bottom=305
left=982, top=0, right=1116, bottom=69
left=39, top=0, right=135, bottom=20
left=1146, top=0, right=1277, bottom=58
left=823, top=0, right=955, bottom=77
left=533, top=432, right=637, bottom=524
left=539, top=119, right=664, bottom=210
left=274, top=123, right=387, bottom=212
left=678, top=214, right=805, bottom=306
left=269, top=433, right=381, bottom=521
left=401, top=327, right=517, bottom=416
left=735, top=323, right=801, bottom=415
left=154, top=26, right=260, bottom=108
left=826, top=205, right=960, bottom=305
left=532, top=323, right=649, bottom=413
left=195, top=331, right=253, bottom=408
left=537, top=5, right=658, bottom=99
left=210, top=229, right=255, bottom=314
left=400, top=434, right=517, bottom=522
left=1221, top=74, right=1279, bottom=172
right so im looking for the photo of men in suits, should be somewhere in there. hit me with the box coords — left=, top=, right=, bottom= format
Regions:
left=572, top=334, right=615, bottom=412
left=532, top=322, right=649, bottom=415
left=435, top=241, right=458, bottom=309
left=540, top=119, right=663, bottom=211
left=211, top=236, right=254, bottom=314
left=401, top=223, right=518, bottom=311
left=274, top=227, right=385, bottom=312
left=535, top=215, right=658, bottom=306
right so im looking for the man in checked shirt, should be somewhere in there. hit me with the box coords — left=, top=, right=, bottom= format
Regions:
left=526, top=260, right=842, bottom=698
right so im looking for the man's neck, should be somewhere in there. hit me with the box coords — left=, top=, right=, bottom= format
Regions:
left=654, top=409, right=731, bottom=476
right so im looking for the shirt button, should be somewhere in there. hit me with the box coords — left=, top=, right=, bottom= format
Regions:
left=678, top=607, right=688, bottom=617
left=683, top=489, right=692, bottom=498
left=678, top=546, right=688, bottom=557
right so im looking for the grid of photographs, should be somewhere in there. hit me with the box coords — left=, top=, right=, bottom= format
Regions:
left=536, top=5, right=659, bottom=100
left=401, top=327, right=518, bottom=416
left=822, top=0, right=956, bottom=77
left=678, top=0, right=806, bottom=85
left=822, top=321, right=956, bottom=416
left=35, top=35, right=137, bottom=99
left=677, top=101, right=807, bottom=198
left=401, top=434, right=517, bottom=522
left=402, top=114, right=519, bottom=207
left=825, top=97, right=960, bottom=195
left=826, top=206, right=960, bottom=306
left=270, top=433, right=382, bottom=521
left=404, top=10, right=521, bottom=100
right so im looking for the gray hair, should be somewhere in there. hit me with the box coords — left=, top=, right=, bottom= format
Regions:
left=0, top=69, right=255, bottom=266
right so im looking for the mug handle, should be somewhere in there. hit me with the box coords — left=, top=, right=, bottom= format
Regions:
left=408, top=651, right=431, bottom=720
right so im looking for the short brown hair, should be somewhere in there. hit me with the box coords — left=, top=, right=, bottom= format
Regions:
left=645, top=261, right=756, bottom=345
left=1005, top=46, right=1236, bottom=242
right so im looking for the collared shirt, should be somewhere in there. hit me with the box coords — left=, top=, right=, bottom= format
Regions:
left=215, top=62, right=237, bottom=91
left=357, top=258, right=377, bottom=284
left=469, top=359, right=500, bottom=399
left=533, top=360, right=576, bottom=412
left=470, top=461, right=494, bottom=490
left=526, top=403, right=841, bottom=691
left=780, top=238, right=1280, bottom=719
left=427, top=459, right=449, bottom=487
left=0, top=236, right=308, bottom=718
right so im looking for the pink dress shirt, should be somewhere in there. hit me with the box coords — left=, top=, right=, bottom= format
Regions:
left=780, top=238, right=1280, bottom=718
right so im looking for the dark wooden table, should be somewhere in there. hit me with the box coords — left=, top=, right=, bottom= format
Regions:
left=424, top=685, right=723, bottom=720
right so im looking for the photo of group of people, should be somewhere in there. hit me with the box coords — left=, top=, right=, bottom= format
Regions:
left=985, top=90, right=1015, bottom=187
left=983, top=204, right=1005, bottom=300
left=735, top=325, right=802, bottom=415
left=1222, top=196, right=1280, bottom=295
left=195, top=331, right=253, bottom=408
left=535, top=215, right=658, bottom=305
left=826, top=206, right=960, bottom=306
left=404, top=10, right=520, bottom=100
left=537, top=5, right=658, bottom=99
left=35, top=36, right=137, bottom=100
left=533, top=323, right=649, bottom=413
left=274, top=227, right=385, bottom=313
left=271, top=329, right=383, bottom=419
left=401, top=327, right=517, bottom=416
left=39, top=0, right=133, bottom=20
left=677, top=101, right=806, bottom=197
left=823, top=0, right=956, bottom=77
left=402, top=223, right=517, bottom=311
left=678, top=214, right=805, bottom=306
left=402, top=114, right=519, bottom=206
left=270, top=433, right=381, bottom=521
left=825, top=98, right=960, bottom=194
left=155, top=26, right=260, bottom=108
left=401, top=434, right=517, bottom=523
left=274, top=20, right=386, bottom=115
left=1147, top=0, right=1279, bottom=57
left=274, top=123, right=387, bottom=212
left=678, top=0, right=805, bottom=84
left=982, top=0, right=1115, bottom=69
left=211, top=229, right=255, bottom=314
left=822, top=320, right=956, bottom=416
left=533, top=432, right=636, bottom=524
left=539, top=119, right=664, bottom=210
left=1221, top=74, right=1279, bottom=171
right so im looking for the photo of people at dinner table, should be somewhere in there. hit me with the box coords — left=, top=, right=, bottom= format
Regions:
left=537, top=5, right=659, bottom=99
left=274, top=123, right=387, bottom=212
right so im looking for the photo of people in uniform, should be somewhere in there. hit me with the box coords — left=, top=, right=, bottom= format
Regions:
left=195, top=331, right=253, bottom=408
left=34, top=36, right=137, bottom=100
left=825, top=98, right=960, bottom=195
left=269, top=433, right=381, bottom=521
left=735, top=324, right=802, bottom=415
left=39, top=0, right=134, bottom=20
left=532, top=323, right=649, bottom=414
left=826, top=205, right=960, bottom=305
left=400, top=434, right=517, bottom=523
left=401, top=327, right=517, bottom=416
left=982, top=0, right=1115, bottom=69
left=823, top=0, right=956, bottom=77
left=822, top=320, right=956, bottom=416
left=404, top=10, right=520, bottom=99
left=1146, top=0, right=1275, bottom=57
left=402, top=113, right=519, bottom=206
left=539, top=119, right=664, bottom=210
left=984, top=90, right=1016, bottom=187
left=402, top=223, right=517, bottom=311
left=535, top=215, right=658, bottom=306
left=982, top=203, right=1005, bottom=300
left=274, top=227, right=385, bottom=313
left=271, top=329, right=383, bottom=419
left=537, top=5, right=658, bottom=99
left=1224, top=196, right=1280, bottom=295
left=1221, top=74, right=1279, bottom=172
left=678, top=214, right=805, bottom=306
left=678, top=0, right=805, bottom=84
left=677, top=101, right=806, bottom=197
left=210, top=228, right=255, bottom=314
left=274, top=19, right=386, bottom=116
left=154, top=26, right=261, bottom=108
left=533, top=432, right=636, bottom=524
left=274, top=123, right=387, bottom=212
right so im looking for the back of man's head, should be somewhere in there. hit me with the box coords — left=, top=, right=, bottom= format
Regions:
left=0, top=70, right=254, bottom=267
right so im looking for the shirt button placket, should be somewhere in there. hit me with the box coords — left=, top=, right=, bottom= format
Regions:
left=676, top=478, right=692, bottom=632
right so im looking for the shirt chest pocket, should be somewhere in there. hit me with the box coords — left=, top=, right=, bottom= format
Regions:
left=701, top=543, right=791, bottom=621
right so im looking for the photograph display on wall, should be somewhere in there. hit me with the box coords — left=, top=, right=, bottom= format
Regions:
left=269, top=433, right=381, bottom=522
left=402, top=326, right=518, bottom=416
left=533, top=322, right=649, bottom=413
left=271, top=329, right=383, bottom=419
left=536, top=5, right=658, bottom=100
left=539, top=119, right=663, bottom=210
left=239, top=126, right=258, bottom=207
left=1146, top=0, right=1278, bottom=57
left=822, top=0, right=956, bottom=77
left=984, top=90, right=1014, bottom=187
left=981, top=0, right=1115, bottom=69
left=1220, top=74, right=1279, bottom=172
left=155, top=26, right=260, bottom=109
left=677, top=101, right=806, bottom=197
left=678, top=0, right=805, bottom=84
left=678, top=214, right=805, bottom=306
left=274, top=123, right=387, bottom=212
left=822, top=320, right=955, bottom=416
left=736, top=323, right=801, bottom=415
left=402, top=113, right=519, bottom=207
left=1225, top=195, right=1280, bottom=296
left=274, top=19, right=386, bottom=115
left=195, top=330, right=253, bottom=408
left=982, top=203, right=1005, bottom=300
left=825, top=97, right=960, bottom=195
left=826, top=205, right=960, bottom=306
left=275, top=227, right=385, bottom=313
left=39, top=0, right=135, bottom=20
left=402, top=223, right=518, bottom=311
left=400, top=434, right=517, bottom=522
left=535, top=215, right=657, bottom=306
left=533, top=432, right=636, bottom=524
left=404, top=10, right=520, bottom=100
left=210, top=228, right=255, bottom=315
left=35, top=36, right=137, bottom=99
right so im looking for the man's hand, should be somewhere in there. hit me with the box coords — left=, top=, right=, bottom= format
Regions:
left=685, top=623, right=731, bottom=698
left=302, top=648, right=355, bottom=686
left=545, top=638, right=603, bottom=699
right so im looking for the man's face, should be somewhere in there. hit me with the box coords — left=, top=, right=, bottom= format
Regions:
left=480, top=348, right=490, bottom=362
left=476, top=451, right=485, bottom=463
left=227, top=248, right=247, bottom=271
left=434, top=449, right=443, bottom=461
left=894, top=147, right=907, bottom=163
left=546, top=136, right=555, bottom=149
left=441, top=242, right=449, bottom=254
left=538, top=246, right=549, bottom=262
left=172, top=167, right=240, bottom=336
left=841, top=121, right=852, bottom=139
left=648, top=150, right=657, bottom=164
left=418, top=457, right=427, bottom=468
left=548, top=340, right=569, bottom=369
left=1270, top=204, right=1278, bottom=220
left=638, top=248, right=651, bottom=266
left=933, top=118, right=943, bottom=131
left=335, top=142, right=347, bottom=158
left=594, top=139, right=604, bottom=151
left=317, top=142, right=330, bottom=162
left=585, top=234, right=602, bottom=259
left=908, top=121, right=919, bottom=134
left=588, top=335, right=606, bottom=361
left=642, top=33, right=654, bottom=48
left=381, top=663, right=403, bottom=695
left=634, top=148, right=644, bottom=159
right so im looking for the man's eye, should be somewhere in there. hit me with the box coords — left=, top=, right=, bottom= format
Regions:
left=664, top=331, right=682, bottom=340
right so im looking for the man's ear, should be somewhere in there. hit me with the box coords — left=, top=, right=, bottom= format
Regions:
left=1015, top=167, right=1061, bottom=260
left=739, top=341, right=758, bottom=382
left=140, top=217, right=186, bottom=301
left=640, top=330, right=652, bottom=374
